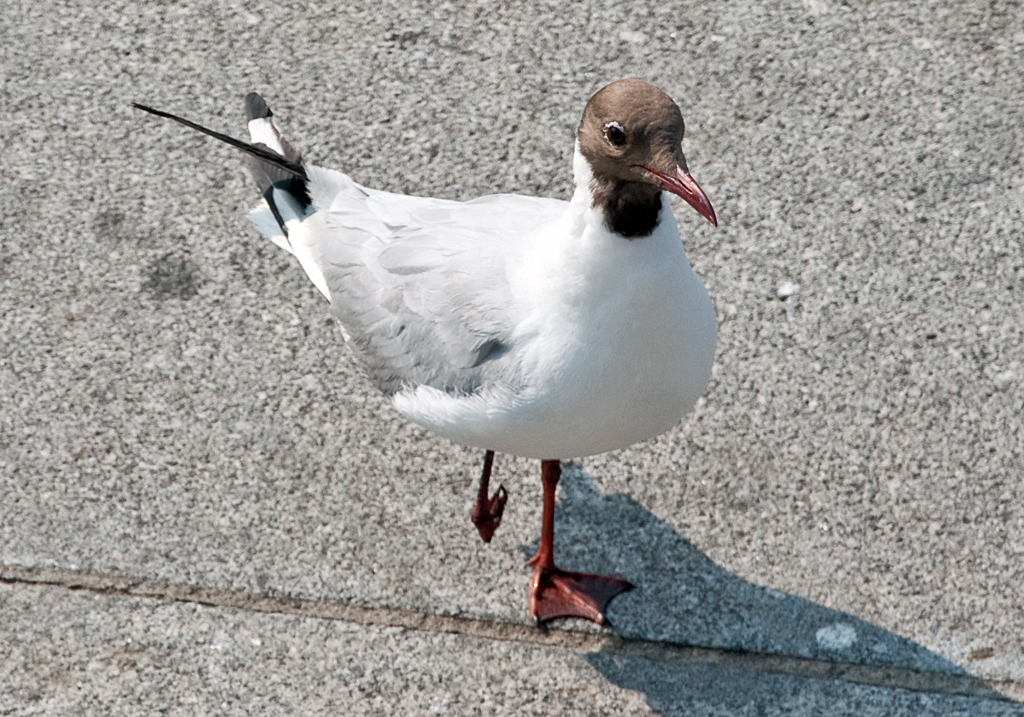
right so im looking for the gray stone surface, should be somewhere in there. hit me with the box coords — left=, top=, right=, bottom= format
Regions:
left=1, top=581, right=1020, bottom=716
left=2, top=0, right=1023, bottom=710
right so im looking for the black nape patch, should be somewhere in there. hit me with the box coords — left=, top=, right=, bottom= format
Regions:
left=145, top=252, right=202, bottom=300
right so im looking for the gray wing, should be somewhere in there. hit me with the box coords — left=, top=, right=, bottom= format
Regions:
left=304, top=167, right=567, bottom=396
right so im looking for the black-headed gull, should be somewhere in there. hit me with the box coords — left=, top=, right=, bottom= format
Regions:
left=133, top=78, right=718, bottom=625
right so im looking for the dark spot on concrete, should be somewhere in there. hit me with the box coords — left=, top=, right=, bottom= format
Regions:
left=383, top=28, right=425, bottom=49
left=145, top=253, right=201, bottom=300
left=969, top=647, right=996, bottom=661
left=93, top=209, right=127, bottom=242
left=229, top=244, right=275, bottom=283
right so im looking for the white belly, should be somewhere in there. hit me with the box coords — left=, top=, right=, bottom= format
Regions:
left=391, top=218, right=717, bottom=459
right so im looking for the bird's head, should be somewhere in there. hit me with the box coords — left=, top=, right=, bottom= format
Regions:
left=576, top=78, right=717, bottom=229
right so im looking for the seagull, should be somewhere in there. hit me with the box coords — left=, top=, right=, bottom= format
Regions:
left=132, top=78, right=718, bottom=625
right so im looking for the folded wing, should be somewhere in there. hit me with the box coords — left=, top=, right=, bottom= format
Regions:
left=288, top=168, right=567, bottom=397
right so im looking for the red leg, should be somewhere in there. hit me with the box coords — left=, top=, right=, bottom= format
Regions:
left=527, top=460, right=633, bottom=625
left=471, top=450, right=507, bottom=543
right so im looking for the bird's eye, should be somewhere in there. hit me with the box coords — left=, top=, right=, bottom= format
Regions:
left=604, top=122, right=626, bottom=147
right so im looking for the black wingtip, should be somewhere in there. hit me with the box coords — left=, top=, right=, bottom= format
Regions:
left=131, top=101, right=306, bottom=181
left=131, top=102, right=169, bottom=118
left=245, top=93, right=272, bottom=121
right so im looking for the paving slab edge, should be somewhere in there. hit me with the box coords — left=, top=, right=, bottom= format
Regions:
left=0, top=561, right=1013, bottom=703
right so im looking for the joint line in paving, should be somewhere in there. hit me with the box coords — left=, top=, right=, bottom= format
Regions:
left=0, top=561, right=1011, bottom=702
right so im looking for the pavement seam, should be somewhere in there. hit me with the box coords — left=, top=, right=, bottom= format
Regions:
left=0, top=561, right=1013, bottom=702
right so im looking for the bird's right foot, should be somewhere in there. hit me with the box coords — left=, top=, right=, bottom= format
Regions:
left=527, top=560, right=633, bottom=625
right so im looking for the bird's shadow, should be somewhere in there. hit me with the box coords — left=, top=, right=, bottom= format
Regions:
left=517, top=463, right=1010, bottom=714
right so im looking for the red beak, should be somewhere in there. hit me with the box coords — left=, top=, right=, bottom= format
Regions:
left=639, top=165, right=718, bottom=227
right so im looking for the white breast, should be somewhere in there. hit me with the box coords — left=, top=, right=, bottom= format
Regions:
left=391, top=196, right=717, bottom=459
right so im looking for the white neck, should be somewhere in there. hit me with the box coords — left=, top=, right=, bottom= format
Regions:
left=569, top=139, right=677, bottom=241
left=570, top=140, right=597, bottom=209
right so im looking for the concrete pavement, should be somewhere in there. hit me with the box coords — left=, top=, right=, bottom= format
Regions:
left=1, top=578, right=1017, bottom=716
left=2, top=0, right=1022, bottom=713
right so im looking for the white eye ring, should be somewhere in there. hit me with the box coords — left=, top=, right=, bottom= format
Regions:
left=603, top=121, right=626, bottom=146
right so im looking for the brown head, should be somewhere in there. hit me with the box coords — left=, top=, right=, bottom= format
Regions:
left=577, top=79, right=717, bottom=237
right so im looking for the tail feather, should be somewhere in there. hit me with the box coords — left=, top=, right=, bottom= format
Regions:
left=248, top=203, right=292, bottom=254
